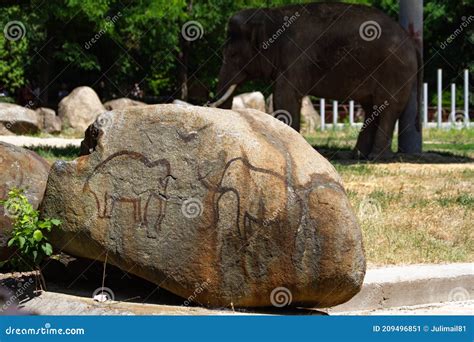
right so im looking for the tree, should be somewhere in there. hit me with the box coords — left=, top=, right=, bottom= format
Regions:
left=0, top=0, right=471, bottom=106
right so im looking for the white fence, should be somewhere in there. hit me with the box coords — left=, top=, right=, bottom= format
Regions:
left=318, top=69, right=471, bottom=130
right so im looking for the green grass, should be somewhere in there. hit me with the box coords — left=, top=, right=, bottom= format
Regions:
left=436, top=193, right=474, bottom=208
left=27, top=145, right=80, bottom=162
left=305, top=127, right=474, bottom=265
left=305, top=127, right=474, bottom=159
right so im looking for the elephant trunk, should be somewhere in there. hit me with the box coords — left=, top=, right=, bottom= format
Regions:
left=209, top=61, right=246, bottom=108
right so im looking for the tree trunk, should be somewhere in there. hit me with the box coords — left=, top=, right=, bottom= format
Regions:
left=178, top=1, right=193, bottom=101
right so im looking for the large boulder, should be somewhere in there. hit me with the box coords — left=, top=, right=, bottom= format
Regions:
left=58, top=87, right=105, bottom=132
left=41, top=104, right=365, bottom=308
left=0, top=103, right=40, bottom=135
left=35, top=107, right=62, bottom=134
left=103, top=98, right=146, bottom=111
left=0, top=142, right=50, bottom=260
left=232, top=92, right=266, bottom=113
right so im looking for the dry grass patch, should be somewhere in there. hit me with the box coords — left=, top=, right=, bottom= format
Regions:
left=339, top=163, right=474, bottom=266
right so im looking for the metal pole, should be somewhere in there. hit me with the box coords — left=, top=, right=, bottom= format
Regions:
left=320, top=98, right=325, bottom=131
left=398, top=0, right=423, bottom=153
left=450, top=83, right=456, bottom=123
left=437, top=68, right=442, bottom=127
left=333, top=100, right=338, bottom=129
left=349, top=100, right=354, bottom=126
left=465, top=69, right=470, bottom=127
left=423, top=82, right=428, bottom=127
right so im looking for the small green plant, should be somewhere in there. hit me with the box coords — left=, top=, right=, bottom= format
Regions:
left=0, top=188, right=61, bottom=270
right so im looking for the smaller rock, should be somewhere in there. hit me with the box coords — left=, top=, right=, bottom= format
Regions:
left=232, top=92, right=266, bottom=112
left=0, top=103, right=39, bottom=135
left=301, top=96, right=321, bottom=134
left=266, top=94, right=274, bottom=113
left=103, top=98, right=146, bottom=111
left=172, top=99, right=193, bottom=108
left=58, top=87, right=105, bottom=132
left=36, top=107, right=62, bottom=134
left=0, top=142, right=50, bottom=260
left=0, top=125, right=14, bottom=136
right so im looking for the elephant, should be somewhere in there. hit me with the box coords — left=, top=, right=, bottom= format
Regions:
left=210, top=2, right=421, bottom=159
left=83, top=151, right=171, bottom=238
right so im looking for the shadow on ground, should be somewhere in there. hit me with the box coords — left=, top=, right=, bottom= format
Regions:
left=315, top=145, right=474, bottom=164
left=39, top=254, right=326, bottom=315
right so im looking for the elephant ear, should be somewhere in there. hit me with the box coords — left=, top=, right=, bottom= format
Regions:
left=248, top=12, right=268, bottom=51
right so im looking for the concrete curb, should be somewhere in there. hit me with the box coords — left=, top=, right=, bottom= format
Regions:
left=329, top=263, right=474, bottom=312
left=2, top=263, right=472, bottom=315
left=0, top=135, right=81, bottom=148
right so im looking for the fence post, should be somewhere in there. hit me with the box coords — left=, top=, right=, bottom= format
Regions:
left=450, top=83, right=456, bottom=123
left=333, top=100, right=338, bottom=129
left=423, top=82, right=428, bottom=127
left=349, top=100, right=354, bottom=126
left=437, top=68, right=442, bottom=128
left=465, top=69, right=470, bottom=128
left=320, top=98, right=325, bottom=131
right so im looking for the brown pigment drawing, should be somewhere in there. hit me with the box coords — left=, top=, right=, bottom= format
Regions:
left=83, top=151, right=172, bottom=238
left=199, top=154, right=292, bottom=239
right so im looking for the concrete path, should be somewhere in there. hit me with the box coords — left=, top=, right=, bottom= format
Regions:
left=335, top=300, right=474, bottom=315
left=16, top=263, right=474, bottom=315
left=329, top=263, right=473, bottom=313
left=21, top=292, right=241, bottom=316
left=21, top=292, right=474, bottom=316
left=0, top=135, right=81, bottom=148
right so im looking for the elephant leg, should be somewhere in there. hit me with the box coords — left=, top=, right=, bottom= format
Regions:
left=103, top=192, right=114, bottom=218
left=369, top=104, right=399, bottom=160
left=143, top=194, right=158, bottom=239
left=354, top=104, right=378, bottom=159
left=133, top=198, right=142, bottom=223
left=273, top=83, right=302, bottom=132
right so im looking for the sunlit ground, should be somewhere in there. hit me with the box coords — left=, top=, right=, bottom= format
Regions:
left=307, top=128, right=474, bottom=266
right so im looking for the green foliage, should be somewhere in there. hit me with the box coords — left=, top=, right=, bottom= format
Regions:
left=0, top=96, right=15, bottom=103
left=0, top=188, right=61, bottom=269
left=0, top=6, right=29, bottom=92
left=0, top=0, right=471, bottom=100
left=27, top=145, right=81, bottom=162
